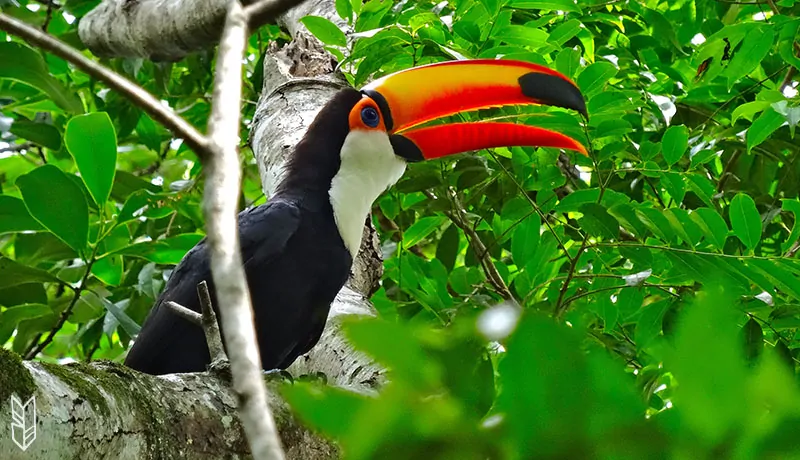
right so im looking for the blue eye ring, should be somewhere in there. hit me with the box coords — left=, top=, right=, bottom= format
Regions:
left=361, top=106, right=380, bottom=128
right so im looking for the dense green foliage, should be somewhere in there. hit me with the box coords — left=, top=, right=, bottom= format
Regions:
left=2, top=0, right=800, bottom=457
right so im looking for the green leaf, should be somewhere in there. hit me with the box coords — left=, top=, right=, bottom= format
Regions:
left=100, top=297, right=141, bottom=336
left=0, top=257, right=64, bottom=290
left=402, top=216, right=446, bottom=247
left=65, top=112, right=118, bottom=206
left=508, top=0, right=581, bottom=12
left=669, top=284, right=747, bottom=444
left=724, top=26, right=774, bottom=90
left=555, top=48, right=581, bottom=78
left=0, top=303, right=53, bottom=326
left=660, top=172, right=685, bottom=205
left=344, top=317, right=440, bottom=388
left=436, top=224, right=460, bottom=272
left=0, top=195, right=44, bottom=235
left=511, top=213, right=540, bottom=267
left=16, top=165, right=89, bottom=254
left=731, top=101, right=771, bottom=125
left=686, top=175, right=717, bottom=208
left=742, top=318, right=763, bottom=362
left=492, top=25, right=549, bottom=47
left=110, top=233, right=203, bottom=264
left=497, top=315, right=588, bottom=456
left=771, top=101, right=800, bottom=138
left=578, top=203, right=619, bottom=240
left=0, top=42, right=83, bottom=113
left=9, top=120, right=62, bottom=150
left=747, top=108, right=785, bottom=153
left=300, top=16, right=347, bottom=47
left=548, top=19, right=581, bottom=46
left=335, top=0, right=353, bottom=21
left=661, top=124, right=688, bottom=166
left=665, top=208, right=702, bottom=246
left=748, top=259, right=800, bottom=300
left=555, top=189, right=600, bottom=212
left=91, top=255, right=123, bottom=286
left=636, top=207, right=676, bottom=244
left=635, top=298, right=669, bottom=349
left=690, top=208, right=729, bottom=251
left=781, top=199, right=800, bottom=252
left=729, top=193, right=761, bottom=250
left=577, top=62, right=617, bottom=97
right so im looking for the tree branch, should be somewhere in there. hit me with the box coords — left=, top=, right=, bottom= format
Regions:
left=0, top=13, right=209, bottom=159
left=204, top=2, right=284, bottom=458
left=427, top=189, right=514, bottom=301
left=79, top=0, right=309, bottom=60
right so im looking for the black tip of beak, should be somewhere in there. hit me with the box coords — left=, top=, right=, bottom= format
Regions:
left=390, top=134, right=424, bottom=162
left=519, top=73, right=588, bottom=119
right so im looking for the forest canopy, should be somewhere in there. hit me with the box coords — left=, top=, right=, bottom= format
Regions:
left=2, top=0, right=800, bottom=457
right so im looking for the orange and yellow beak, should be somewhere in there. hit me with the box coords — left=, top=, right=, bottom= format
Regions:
left=360, top=59, right=588, bottom=161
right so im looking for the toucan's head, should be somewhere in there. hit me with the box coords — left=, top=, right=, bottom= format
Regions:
left=357, top=59, right=588, bottom=162
left=278, top=59, right=588, bottom=256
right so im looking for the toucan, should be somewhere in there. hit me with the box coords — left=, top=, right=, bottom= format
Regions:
left=124, top=59, right=588, bottom=375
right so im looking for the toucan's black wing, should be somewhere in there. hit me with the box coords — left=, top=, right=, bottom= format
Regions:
left=124, top=199, right=302, bottom=375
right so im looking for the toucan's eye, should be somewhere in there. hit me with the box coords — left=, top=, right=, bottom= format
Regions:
left=361, top=107, right=380, bottom=128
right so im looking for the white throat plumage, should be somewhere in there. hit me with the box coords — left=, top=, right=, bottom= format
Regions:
left=329, top=130, right=407, bottom=258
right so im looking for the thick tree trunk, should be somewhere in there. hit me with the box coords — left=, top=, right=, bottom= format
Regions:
left=0, top=349, right=336, bottom=459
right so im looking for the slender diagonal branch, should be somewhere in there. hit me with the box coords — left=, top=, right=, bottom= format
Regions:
left=204, top=2, right=284, bottom=459
left=0, top=13, right=210, bottom=159
left=24, top=257, right=96, bottom=359
left=427, top=189, right=514, bottom=301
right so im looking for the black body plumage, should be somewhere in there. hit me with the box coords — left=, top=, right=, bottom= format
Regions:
left=124, top=89, right=364, bottom=374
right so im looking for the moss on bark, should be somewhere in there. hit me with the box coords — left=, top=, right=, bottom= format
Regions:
left=0, top=347, right=36, bottom=403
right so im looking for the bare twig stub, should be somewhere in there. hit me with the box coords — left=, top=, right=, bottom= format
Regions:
left=204, top=2, right=285, bottom=459
left=197, top=281, right=227, bottom=363
left=164, top=301, right=204, bottom=325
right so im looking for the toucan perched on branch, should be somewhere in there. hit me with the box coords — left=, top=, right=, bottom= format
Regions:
left=124, top=59, right=588, bottom=375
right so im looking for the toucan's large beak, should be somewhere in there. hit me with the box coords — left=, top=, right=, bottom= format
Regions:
left=361, top=59, right=588, bottom=161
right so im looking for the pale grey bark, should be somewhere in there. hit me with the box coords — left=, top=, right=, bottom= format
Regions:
left=0, top=353, right=335, bottom=459
left=249, top=0, right=385, bottom=390
left=78, top=0, right=305, bottom=60
left=79, top=0, right=232, bottom=60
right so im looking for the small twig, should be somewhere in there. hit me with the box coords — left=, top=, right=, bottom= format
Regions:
left=243, top=0, right=308, bottom=31
left=0, top=13, right=209, bottom=158
left=553, top=236, right=589, bottom=319
left=0, top=142, right=34, bottom=153
left=197, top=281, right=227, bottom=363
left=165, top=300, right=203, bottom=325
left=41, top=0, right=56, bottom=32
left=374, top=205, right=426, bottom=257
left=779, top=66, right=797, bottom=94
left=25, top=258, right=96, bottom=359
left=717, top=149, right=742, bottom=192
left=431, top=189, right=514, bottom=301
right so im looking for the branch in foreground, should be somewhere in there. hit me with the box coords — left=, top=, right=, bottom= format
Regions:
left=204, top=2, right=284, bottom=459
left=0, top=13, right=209, bottom=159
